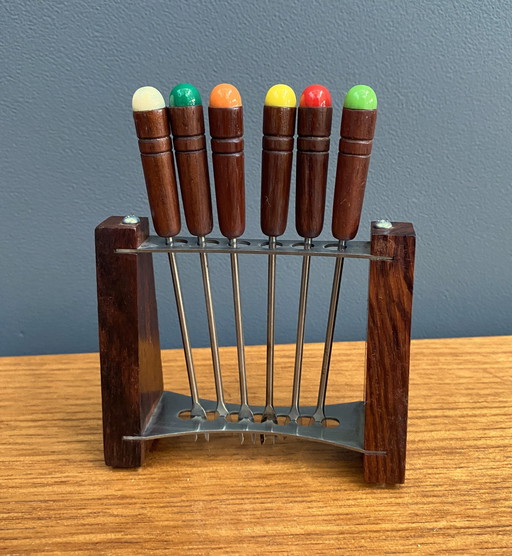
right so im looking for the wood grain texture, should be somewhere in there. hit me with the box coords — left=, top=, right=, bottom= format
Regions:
left=332, top=108, right=378, bottom=241
left=364, top=222, right=416, bottom=484
left=1, top=337, right=511, bottom=553
left=132, top=109, right=181, bottom=238
left=208, top=106, right=245, bottom=239
left=295, top=106, right=332, bottom=238
left=261, top=105, right=296, bottom=237
left=168, top=105, right=213, bottom=237
left=95, top=216, right=163, bottom=467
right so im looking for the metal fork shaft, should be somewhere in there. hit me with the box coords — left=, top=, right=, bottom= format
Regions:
left=229, top=239, right=253, bottom=421
left=198, top=236, right=228, bottom=417
left=312, top=241, right=347, bottom=423
left=289, top=237, right=313, bottom=422
left=263, top=236, right=277, bottom=423
left=166, top=239, right=205, bottom=419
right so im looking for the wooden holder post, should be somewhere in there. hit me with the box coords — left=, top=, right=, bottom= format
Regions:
left=95, top=216, right=163, bottom=467
left=363, top=222, right=416, bottom=484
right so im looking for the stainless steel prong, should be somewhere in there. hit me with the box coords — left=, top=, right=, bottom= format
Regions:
left=313, top=240, right=347, bottom=423
left=198, top=236, right=229, bottom=418
left=204, top=433, right=210, bottom=442
left=229, top=238, right=253, bottom=422
left=289, top=237, right=313, bottom=422
left=166, top=238, right=206, bottom=420
left=263, top=236, right=278, bottom=424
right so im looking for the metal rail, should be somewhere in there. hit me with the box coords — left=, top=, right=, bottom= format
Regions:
left=116, top=236, right=392, bottom=260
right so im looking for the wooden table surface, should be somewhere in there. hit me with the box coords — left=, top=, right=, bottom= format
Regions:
left=1, top=336, right=511, bottom=554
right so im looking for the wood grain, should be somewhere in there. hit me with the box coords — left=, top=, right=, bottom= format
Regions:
left=95, top=216, right=163, bottom=467
left=168, top=105, right=213, bottom=237
left=132, top=109, right=181, bottom=238
left=332, top=108, right=377, bottom=241
left=364, top=222, right=416, bottom=484
left=209, top=106, right=245, bottom=239
left=295, top=106, right=332, bottom=238
left=260, top=105, right=296, bottom=237
left=1, top=337, right=511, bottom=553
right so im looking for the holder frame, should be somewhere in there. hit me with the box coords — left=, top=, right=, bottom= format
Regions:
left=95, top=216, right=415, bottom=483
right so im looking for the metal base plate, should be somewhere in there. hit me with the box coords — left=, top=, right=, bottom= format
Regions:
left=124, top=391, right=385, bottom=455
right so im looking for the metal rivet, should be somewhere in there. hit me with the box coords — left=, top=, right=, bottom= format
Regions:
left=375, top=219, right=393, bottom=229
left=122, top=215, right=140, bottom=224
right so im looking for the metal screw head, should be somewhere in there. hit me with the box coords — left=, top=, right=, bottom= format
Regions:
left=122, top=215, right=140, bottom=224
left=375, top=219, right=393, bottom=229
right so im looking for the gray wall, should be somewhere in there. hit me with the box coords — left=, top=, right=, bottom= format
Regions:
left=1, top=0, right=511, bottom=356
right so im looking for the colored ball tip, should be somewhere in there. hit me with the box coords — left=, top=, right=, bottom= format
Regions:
left=132, top=86, right=165, bottom=111
left=169, top=83, right=202, bottom=107
left=209, top=83, right=242, bottom=107
left=299, top=85, right=332, bottom=108
left=344, top=85, right=377, bottom=110
left=265, top=84, right=297, bottom=108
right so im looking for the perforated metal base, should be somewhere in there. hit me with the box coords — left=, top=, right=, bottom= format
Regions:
left=124, top=391, right=385, bottom=455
